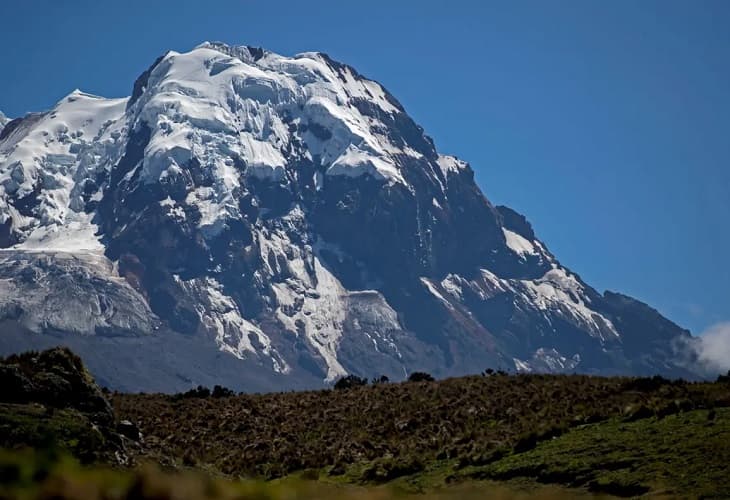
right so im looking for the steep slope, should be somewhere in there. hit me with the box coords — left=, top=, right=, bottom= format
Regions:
left=0, top=42, right=698, bottom=391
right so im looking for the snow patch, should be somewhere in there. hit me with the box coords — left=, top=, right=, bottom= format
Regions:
left=513, top=358, right=532, bottom=373
left=502, top=228, right=537, bottom=257
left=520, top=267, right=619, bottom=340
left=0, top=111, right=9, bottom=132
left=514, top=349, right=581, bottom=373
left=421, top=277, right=454, bottom=309
left=271, top=254, right=348, bottom=381
left=0, top=91, right=128, bottom=247
left=16, top=213, right=103, bottom=253
left=436, top=154, right=467, bottom=177
left=176, top=276, right=290, bottom=374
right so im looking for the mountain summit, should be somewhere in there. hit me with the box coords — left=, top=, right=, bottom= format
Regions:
left=0, top=43, right=697, bottom=391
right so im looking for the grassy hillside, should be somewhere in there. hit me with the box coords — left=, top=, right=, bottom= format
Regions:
left=3, top=408, right=728, bottom=498
left=113, top=373, right=730, bottom=497
left=462, top=406, right=730, bottom=497
left=3, top=348, right=730, bottom=498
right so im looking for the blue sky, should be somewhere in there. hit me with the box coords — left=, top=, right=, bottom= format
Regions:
left=0, top=1, right=728, bottom=334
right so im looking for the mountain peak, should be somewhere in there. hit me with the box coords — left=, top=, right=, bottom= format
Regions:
left=124, top=43, right=427, bottom=192
left=196, top=41, right=268, bottom=63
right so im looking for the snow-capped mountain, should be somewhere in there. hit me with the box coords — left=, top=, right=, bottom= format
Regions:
left=0, top=43, right=698, bottom=391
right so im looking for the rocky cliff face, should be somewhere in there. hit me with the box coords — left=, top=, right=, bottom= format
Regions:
left=0, top=42, right=697, bottom=391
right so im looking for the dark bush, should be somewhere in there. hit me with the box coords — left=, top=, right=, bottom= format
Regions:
left=621, top=375, right=672, bottom=392
left=174, top=385, right=211, bottom=399
left=588, top=478, right=650, bottom=497
left=212, top=385, right=235, bottom=398
left=407, top=372, right=435, bottom=383
left=513, top=431, right=539, bottom=453
left=333, top=375, right=368, bottom=390
left=371, top=375, right=390, bottom=384
left=717, top=370, right=730, bottom=384
left=191, top=385, right=211, bottom=398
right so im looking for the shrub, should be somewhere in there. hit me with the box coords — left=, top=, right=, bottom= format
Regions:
left=333, top=375, right=368, bottom=390
left=717, top=371, right=730, bottom=384
left=621, top=375, right=672, bottom=392
left=371, top=375, right=390, bottom=384
left=407, top=372, right=435, bottom=383
left=512, top=431, right=539, bottom=453
left=174, top=385, right=211, bottom=399
left=211, top=385, right=235, bottom=398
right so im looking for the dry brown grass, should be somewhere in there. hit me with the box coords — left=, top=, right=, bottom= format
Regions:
left=114, top=374, right=730, bottom=480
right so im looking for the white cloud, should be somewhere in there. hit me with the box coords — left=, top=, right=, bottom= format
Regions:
left=687, top=322, right=730, bottom=374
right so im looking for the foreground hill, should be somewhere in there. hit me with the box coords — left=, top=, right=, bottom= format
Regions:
left=114, top=374, right=730, bottom=494
left=0, top=347, right=137, bottom=471
left=2, top=348, right=730, bottom=498
left=0, top=42, right=703, bottom=392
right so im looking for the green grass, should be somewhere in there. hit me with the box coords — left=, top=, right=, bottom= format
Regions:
left=451, top=407, right=730, bottom=497
left=317, top=407, right=730, bottom=498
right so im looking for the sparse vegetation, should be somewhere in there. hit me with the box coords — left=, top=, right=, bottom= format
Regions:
left=173, top=385, right=212, bottom=399
left=114, top=373, right=730, bottom=488
left=211, top=385, right=236, bottom=398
